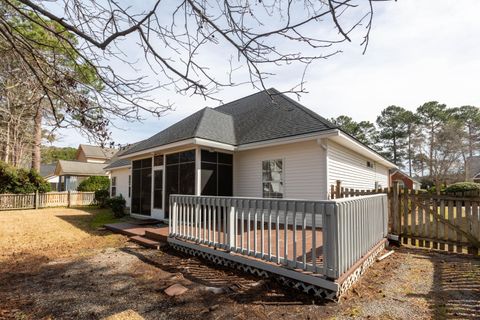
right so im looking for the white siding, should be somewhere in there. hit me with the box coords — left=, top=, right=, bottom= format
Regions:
left=110, top=167, right=131, bottom=208
left=234, top=140, right=328, bottom=200
left=327, top=140, right=389, bottom=192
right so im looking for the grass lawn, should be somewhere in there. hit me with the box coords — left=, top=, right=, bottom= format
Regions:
left=89, top=207, right=128, bottom=229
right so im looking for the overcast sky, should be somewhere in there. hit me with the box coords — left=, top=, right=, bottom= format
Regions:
left=53, top=1, right=480, bottom=147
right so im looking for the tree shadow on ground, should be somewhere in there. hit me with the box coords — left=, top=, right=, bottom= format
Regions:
left=54, top=207, right=128, bottom=236
left=120, top=245, right=331, bottom=306
left=0, top=246, right=329, bottom=320
left=405, top=247, right=480, bottom=319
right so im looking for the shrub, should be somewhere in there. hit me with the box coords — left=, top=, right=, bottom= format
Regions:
left=444, top=182, right=480, bottom=193
left=77, top=176, right=110, bottom=192
left=94, top=189, right=110, bottom=208
left=0, top=161, right=51, bottom=194
left=108, top=195, right=126, bottom=218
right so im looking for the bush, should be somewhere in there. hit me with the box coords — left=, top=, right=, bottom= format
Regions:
left=0, top=161, right=51, bottom=194
left=108, top=195, right=126, bottom=218
left=94, top=189, right=110, bottom=208
left=77, top=176, right=110, bottom=192
left=427, top=184, right=446, bottom=194
left=444, top=182, right=480, bottom=193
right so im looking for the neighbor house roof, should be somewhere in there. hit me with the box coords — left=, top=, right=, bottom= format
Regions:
left=40, top=164, right=57, bottom=178
left=78, top=144, right=118, bottom=160
left=121, top=88, right=335, bottom=156
left=54, top=160, right=108, bottom=176
left=390, top=169, right=420, bottom=183
left=103, top=141, right=143, bottom=170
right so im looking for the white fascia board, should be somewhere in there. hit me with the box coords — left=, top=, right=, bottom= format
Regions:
left=236, top=130, right=339, bottom=151
left=193, top=138, right=235, bottom=151
left=330, top=132, right=398, bottom=169
left=105, top=165, right=131, bottom=172
left=118, top=138, right=196, bottom=159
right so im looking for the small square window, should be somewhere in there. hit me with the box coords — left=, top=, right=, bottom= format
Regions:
left=366, top=161, right=374, bottom=168
left=154, top=155, right=164, bottom=166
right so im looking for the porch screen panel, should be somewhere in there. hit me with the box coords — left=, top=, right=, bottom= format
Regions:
left=153, top=170, right=163, bottom=209
left=165, top=149, right=195, bottom=218
left=131, top=158, right=152, bottom=215
left=201, top=149, right=233, bottom=196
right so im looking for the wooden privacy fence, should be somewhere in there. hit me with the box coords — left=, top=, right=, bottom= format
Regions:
left=331, top=181, right=480, bottom=255
left=0, top=191, right=96, bottom=211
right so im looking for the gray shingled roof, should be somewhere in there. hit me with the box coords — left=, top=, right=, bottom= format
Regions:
left=104, top=158, right=131, bottom=170
left=79, top=144, right=118, bottom=159
left=55, top=160, right=107, bottom=176
left=40, top=164, right=57, bottom=178
left=121, top=88, right=336, bottom=156
left=103, top=141, right=144, bottom=170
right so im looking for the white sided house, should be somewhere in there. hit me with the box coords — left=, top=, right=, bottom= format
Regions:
left=116, top=89, right=396, bottom=221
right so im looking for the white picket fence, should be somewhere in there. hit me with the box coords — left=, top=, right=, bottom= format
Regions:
left=0, top=191, right=96, bottom=211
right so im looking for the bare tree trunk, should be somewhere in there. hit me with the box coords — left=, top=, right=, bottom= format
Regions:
left=31, top=103, right=43, bottom=171
left=4, top=121, right=10, bottom=163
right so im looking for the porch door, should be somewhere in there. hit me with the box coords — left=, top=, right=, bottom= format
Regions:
left=131, top=158, right=152, bottom=216
left=151, top=169, right=163, bottom=219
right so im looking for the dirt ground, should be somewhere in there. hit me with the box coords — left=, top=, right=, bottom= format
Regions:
left=0, top=208, right=479, bottom=320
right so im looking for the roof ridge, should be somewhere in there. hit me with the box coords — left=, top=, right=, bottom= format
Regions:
left=214, top=88, right=276, bottom=110
left=275, top=92, right=337, bottom=129
left=192, top=107, right=209, bottom=136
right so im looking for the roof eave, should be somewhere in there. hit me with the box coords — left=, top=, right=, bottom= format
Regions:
left=118, top=138, right=236, bottom=159
left=236, top=129, right=339, bottom=151
left=330, top=132, right=398, bottom=169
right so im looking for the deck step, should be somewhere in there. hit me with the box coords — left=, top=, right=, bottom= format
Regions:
left=145, top=229, right=169, bottom=242
left=129, top=235, right=162, bottom=249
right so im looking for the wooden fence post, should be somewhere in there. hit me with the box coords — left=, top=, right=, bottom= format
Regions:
left=335, top=180, right=342, bottom=199
left=392, top=181, right=400, bottom=237
left=34, top=190, right=39, bottom=210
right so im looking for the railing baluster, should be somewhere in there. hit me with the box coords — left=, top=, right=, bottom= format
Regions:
left=283, top=201, right=288, bottom=264
left=240, top=200, right=244, bottom=253
left=207, top=199, right=212, bottom=244
left=247, top=200, right=251, bottom=255
left=275, top=201, right=280, bottom=264
left=268, top=201, right=272, bottom=261
left=213, top=201, right=217, bottom=246
left=253, top=200, right=257, bottom=256
left=301, top=202, right=307, bottom=269
left=311, top=202, right=317, bottom=273
left=292, top=202, right=297, bottom=268
left=260, top=200, right=265, bottom=259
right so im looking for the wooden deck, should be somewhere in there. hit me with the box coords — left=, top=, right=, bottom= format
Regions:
left=180, top=221, right=324, bottom=266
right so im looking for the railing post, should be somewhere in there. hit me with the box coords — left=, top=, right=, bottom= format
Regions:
left=323, top=202, right=339, bottom=279
left=67, top=190, right=71, bottom=208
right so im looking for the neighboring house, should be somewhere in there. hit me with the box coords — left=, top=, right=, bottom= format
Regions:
left=103, top=144, right=141, bottom=209
left=117, top=88, right=397, bottom=221
left=53, top=144, right=118, bottom=191
left=390, top=169, right=421, bottom=190
left=40, top=163, right=59, bottom=191
left=466, top=156, right=480, bottom=183
left=76, top=144, right=117, bottom=163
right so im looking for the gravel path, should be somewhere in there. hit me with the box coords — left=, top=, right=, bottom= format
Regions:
left=1, top=208, right=479, bottom=319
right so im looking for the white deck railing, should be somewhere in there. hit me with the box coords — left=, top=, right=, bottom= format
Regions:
left=169, top=194, right=388, bottom=279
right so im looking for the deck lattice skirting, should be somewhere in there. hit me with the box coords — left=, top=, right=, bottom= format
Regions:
left=168, top=194, right=389, bottom=299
